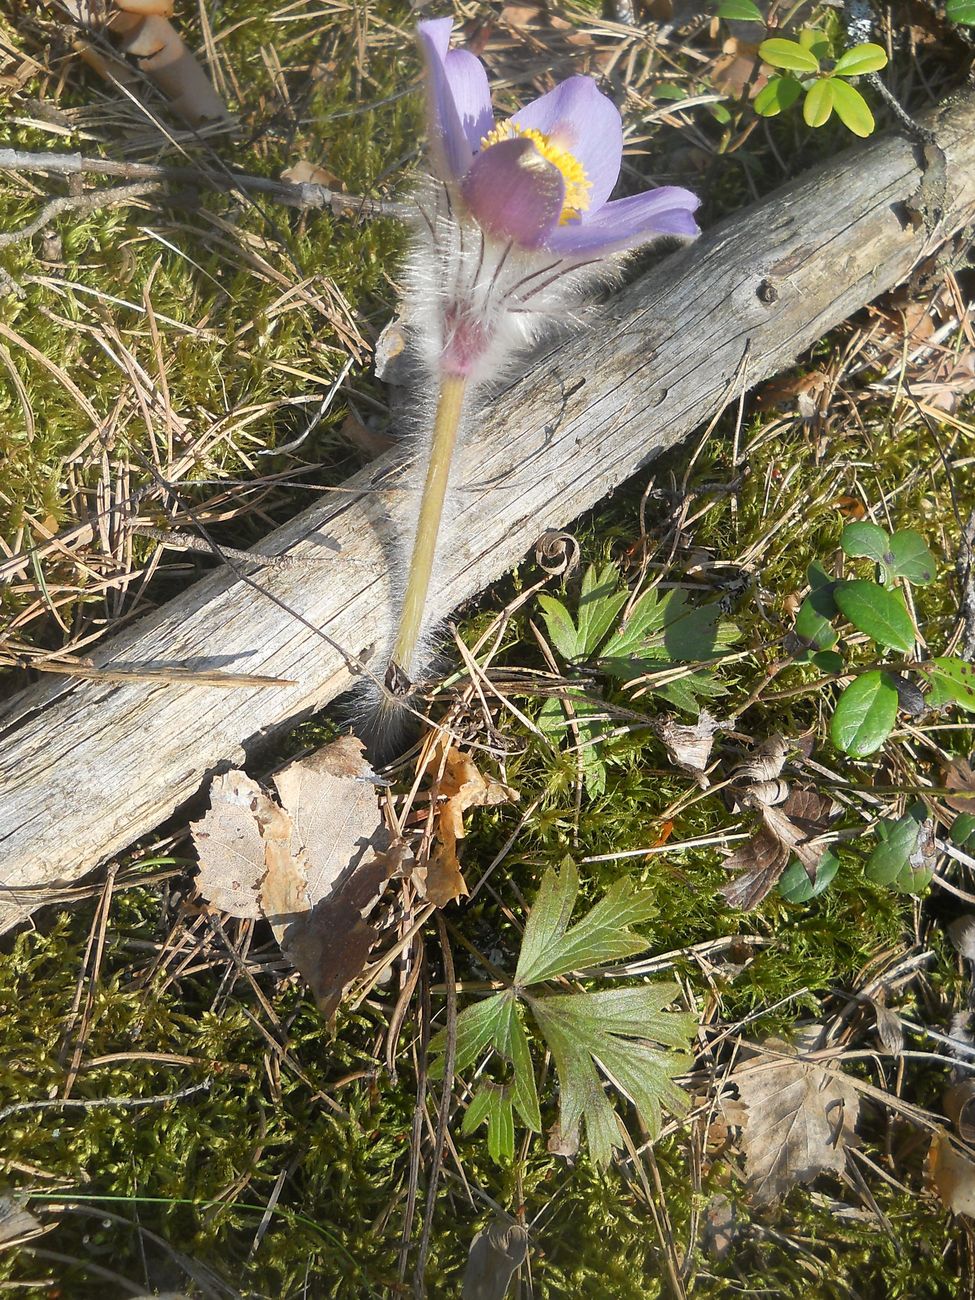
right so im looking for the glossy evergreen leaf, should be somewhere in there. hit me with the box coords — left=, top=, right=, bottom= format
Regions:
left=830, top=78, right=875, bottom=137
left=841, top=520, right=890, bottom=563
left=887, top=529, right=937, bottom=585
left=925, top=657, right=975, bottom=713
left=794, top=592, right=838, bottom=652
left=754, top=75, right=803, bottom=116
left=947, top=0, right=975, bottom=23
left=778, top=847, right=839, bottom=902
left=833, top=580, right=915, bottom=652
left=832, top=42, right=888, bottom=75
left=950, top=813, right=975, bottom=847
left=803, top=77, right=835, bottom=127
left=812, top=650, right=845, bottom=674
left=830, top=671, right=898, bottom=756
left=759, top=37, right=820, bottom=72
left=717, top=0, right=763, bottom=19
left=865, top=805, right=934, bottom=894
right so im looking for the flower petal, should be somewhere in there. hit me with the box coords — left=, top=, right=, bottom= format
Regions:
left=544, top=186, right=701, bottom=257
left=511, top=76, right=623, bottom=213
left=418, top=18, right=475, bottom=181
left=462, top=137, right=565, bottom=249
left=444, top=48, right=493, bottom=151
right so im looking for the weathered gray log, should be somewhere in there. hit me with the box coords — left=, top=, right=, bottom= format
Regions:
left=2, top=92, right=975, bottom=931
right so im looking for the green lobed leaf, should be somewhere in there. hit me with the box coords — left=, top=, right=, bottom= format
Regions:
left=947, top=0, right=975, bottom=24
left=754, top=75, right=803, bottom=117
left=759, top=37, right=820, bottom=72
left=887, top=529, right=937, bottom=585
left=537, top=562, right=629, bottom=661
left=925, top=657, right=975, bottom=713
left=832, top=42, right=888, bottom=75
left=778, top=847, right=839, bottom=902
left=461, top=1083, right=516, bottom=1163
left=803, top=77, right=835, bottom=128
left=831, top=670, right=898, bottom=756
left=830, top=78, right=875, bottom=137
left=833, top=580, right=916, bottom=653
left=538, top=693, right=610, bottom=796
left=717, top=0, right=764, bottom=20
left=514, top=860, right=657, bottom=986
left=841, top=520, right=890, bottom=564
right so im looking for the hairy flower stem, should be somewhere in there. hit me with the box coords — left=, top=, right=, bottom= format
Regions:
left=389, top=372, right=467, bottom=686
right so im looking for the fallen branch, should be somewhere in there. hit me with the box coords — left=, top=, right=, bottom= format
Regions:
left=1, top=91, right=974, bottom=930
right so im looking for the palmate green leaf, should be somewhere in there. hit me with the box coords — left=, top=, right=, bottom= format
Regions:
left=830, top=670, right=898, bottom=756
left=830, top=78, right=875, bottom=137
left=537, top=563, right=628, bottom=661
left=431, top=991, right=541, bottom=1130
left=529, top=986, right=693, bottom=1165
left=759, top=37, right=820, bottom=72
left=461, top=1083, right=516, bottom=1163
left=514, top=860, right=657, bottom=986
left=833, top=580, right=916, bottom=653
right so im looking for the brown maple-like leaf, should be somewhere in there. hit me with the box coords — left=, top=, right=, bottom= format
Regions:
left=419, top=746, right=518, bottom=907
left=723, top=1029, right=861, bottom=1205
left=720, top=788, right=837, bottom=910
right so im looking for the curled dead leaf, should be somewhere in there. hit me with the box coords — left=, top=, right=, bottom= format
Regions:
left=654, top=709, right=720, bottom=786
left=928, top=1129, right=975, bottom=1218
left=720, top=788, right=837, bottom=910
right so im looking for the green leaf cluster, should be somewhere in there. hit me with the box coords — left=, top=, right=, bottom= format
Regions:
left=755, top=32, right=887, bottom=137
left=432, top=861, right=695, bottom=1167
left=538, top=563, right=737, bottom=791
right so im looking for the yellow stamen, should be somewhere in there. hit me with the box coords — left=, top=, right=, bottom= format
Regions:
left=480, top=121, right=591, bottom=224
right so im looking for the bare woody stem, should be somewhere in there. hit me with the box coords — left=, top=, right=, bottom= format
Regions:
left=390, top=373, right=467, bottom=684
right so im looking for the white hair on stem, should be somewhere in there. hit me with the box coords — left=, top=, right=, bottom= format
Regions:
left=359, top=180, right=622, bottom=755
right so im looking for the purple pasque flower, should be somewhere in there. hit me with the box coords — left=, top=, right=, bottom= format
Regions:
left=418, top=16, right=700, bottom=258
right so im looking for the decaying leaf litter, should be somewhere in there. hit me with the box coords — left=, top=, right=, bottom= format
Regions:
left=2, top=0, right=975, bottom=1296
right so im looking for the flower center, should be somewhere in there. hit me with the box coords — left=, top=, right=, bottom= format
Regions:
left=480, top=121, right=591, bottom=224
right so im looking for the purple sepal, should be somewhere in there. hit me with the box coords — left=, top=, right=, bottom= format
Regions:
left=511, top=75, right=623, bottom=213
left=545, top=187, right=702, bottom=257
left=418, top=18, right=476, bottom=181
left=462, top=137, right=565, bottom=249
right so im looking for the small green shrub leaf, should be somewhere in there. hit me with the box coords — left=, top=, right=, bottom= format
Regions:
left=831, top=671, right=898, bottom=756
left=832, top=42, right=888, bottom=75
left=841, top=520, right=890, bottom=563
left=865, top=806, right=934, bottom=894
left=925, top=657, right=975, bottom=712
left=833, top=580, right=915, bottom=652
left=778, top=847, right=839, bottom=902
left=803, top=78, right=835, bottom=127
left=951, top=813, right=975, bottom=847
left=759, top=37, right=820, bottom=72
left=887, top=529, right=937, bottom=584
left=812, top=649, right=845, bottom=674
left=717, top=0, right=763, bottom=20
left=754, top=76, right=803, bottom=116
left=830, top=78, right=875, bottom=136
left=947, top=0, right=975, bottom=24
left=794, top=593, right=838, bottom=652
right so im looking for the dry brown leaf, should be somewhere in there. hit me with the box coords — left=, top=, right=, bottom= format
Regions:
left=724, top=1030, right=861, bottom=1205
left=945, top=1081, right=975, bottom=1145
left=281, top=160, right=341, bottom=190
left=711, top=37, right=762, bottom=101
left=944, top=757, right=975, bottom=815
left=272, top=736, right=383, bottom=905
left=462, top=1218, right=529, bottom=1300
left=731, top=733, right=789, bottom=784
left=257, top=798, right=307, bottom=950
left=655, top=709, right=720, bottom=786
left=928, top=1130, right=975, bottom=1218
left=720, top=788, right=836, bottom=910
left=420, top=747, right=518, bottom=907
left=0, top=1197, right=43, bottom=1249
left=866, top=995, right=904, bottom=1056
left=191, top=770, right=273, bottom=918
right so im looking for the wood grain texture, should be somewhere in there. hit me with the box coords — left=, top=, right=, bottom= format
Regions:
left=2, top=92, right=975, bottom=930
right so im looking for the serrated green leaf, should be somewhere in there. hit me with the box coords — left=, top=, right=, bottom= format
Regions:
left=947, top=0, right=975, bottom=24
left=515, top=860, right=657, bottom=986
left=925, top=656, right=975, bottom=712
left=538, top=693, right=609, bottom=795
left=754, top=74, right=803, bottom=117
left=717, top=0, right=763, bottom=20
left=833, top=42, right=888, bottom=75
left=830, top=78, right=875, bottom=137
left=461, top=1083, right=516, bottom=1162
left=537, top=563, right=629, bottom=661
left=888, top=529, right=937, bottom=585
left=430, top=992, right=513, bottom=1074
left=601, top=588, right=730, bottom=675
left=778, top=847, right=840, bottom=902
left=759, top=37, right=820, bottom=72
left=803, top=77, right=835, bottom=127
left=831, top=670, right=898, bottom=756
left=651, top=667, right=727, bottom=715
left=536, top=595, right=581, bottom=662
left=529, top=987, right=693, bottom=1164
left=833, top=580, right=916, bottom=652
left=841, top=520, right=890, bottom=563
